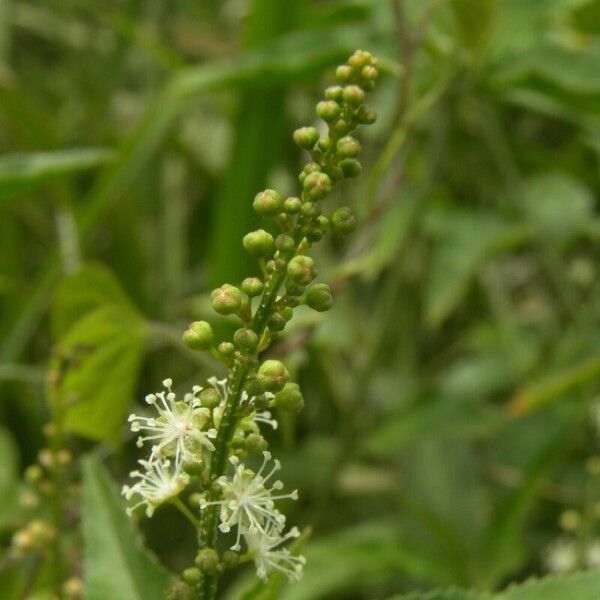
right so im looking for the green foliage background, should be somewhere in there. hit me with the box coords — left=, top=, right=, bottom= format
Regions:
left=1, top=0, right=600, bottom=598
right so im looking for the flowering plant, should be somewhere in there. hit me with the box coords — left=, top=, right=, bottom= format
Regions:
left=121, top=50, right=380, bottom=598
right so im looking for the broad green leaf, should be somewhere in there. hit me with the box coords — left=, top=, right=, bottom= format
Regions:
left=82, top=456, right=173, bottom=600
left=570, top=0, right=600, bottom=35
left=424, top=209, right=527, bottom=328
left=520, top=172, right=594, bottom=243
left=0, top=426, right=22, bottom=529
left=450, top=0, right=498, bottom=57
left=0, top=148, right=113, bottom=203
left=52, top=263, right=138, bottom=339
left=52, top=305, right=148, bottom=440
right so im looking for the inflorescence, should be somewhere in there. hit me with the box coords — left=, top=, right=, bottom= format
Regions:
left=122, top=49, right=379, bottom=595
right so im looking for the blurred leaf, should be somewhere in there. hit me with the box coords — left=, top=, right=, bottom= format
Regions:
left=0, top=148, right=113, bottom=203
left=52, top=306, right=148, bottom=440
left=82, top=456, right=173, bottom=600
left=520, top=172, right=594, bottom=243
left=51, top=263, right=138, bottom=339
left=451, top=0, right=498, bottom=57
left=392, top=591, right=487, bottom=600
left=509, top=353, right=600, bottom=416
left=0, top=426, right=22, bottom=529
left=425, top=210, right=527, bottom=328
left=365, top=396, right=505, bottom=457
left=570, top=0, right=600, bottom=35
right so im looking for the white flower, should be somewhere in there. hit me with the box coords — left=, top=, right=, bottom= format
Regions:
left=544, top=538, right=577, bottom=574
left=200, top=451, right=298, bottom=550
left=122, top=459, right=188, bottom=517
left=128, top=378, right=217, bottom=468
left=245, top=523, right=306, bottom=582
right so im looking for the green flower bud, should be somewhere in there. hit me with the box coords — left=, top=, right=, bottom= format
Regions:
left=182, top=568, right=201, bottom=585
left=287, top=255, right=316, bottom=285
left=274, top=383, right=304, bottom=412
left=275, top=234, right=296, bottom=255
left=317, top=215, right=330, bottom=233
left=168, top=581, right=194, bottom=600
left=283, top=196, right=302, bottom=214
left=195, top=548, right=220, bottom=574
left=199, top=388, right=220, bottom=408
left=361, top=65, right=378, bottom=81
left=305, top=283, right=333, bottom=312
left=285, top=279, right=305, bottom=296
left=286, top=296, right=300, bottom=308
left=317, top=138, right=331, bottom=152
left=222, top=551, right=239, bottom=569
left=339, top=158, right=362, bottom=178
left=331, top=206, right=357, bottom=235
left=182, top=321, right=213, bottom=350
left=253, top=189, right=283, bottom=216
left=218, top=341, right=235, bottom=357
left=241, top=277, right=264, bottom=297
left=343, top=85, right=365, bottom=105
left=301, top=202, right=321, bottom=219
left=281, top=306, right=294, bottom=321
left=268, top=313, right=287, bottom=332
left=257, top=360, right=289, bottom=392
left=245, top=378, right=264, bottom=397
left=293, top=126, right=319, bottom=150
left=303, top=172, right=332, bottom=200
left=211, top=284, right=242, bottom=315
left=183, top=460, right=204, bottom=476
left=233, top=328, right=258, bottom=351
left=306, top=227, right=324, bottom=243
left=243, top=229, right=274, bottom=257
left=335, top=64, right=353, bottom=83
left=316, top=100, right=341, bottom=122
left=246, top=432, right=268, bottom=454
left=356, top=105, right=377, bottom=125
left=337, top=136, right=361, bottom=158
left=332, top=119, right=350, bottom=135
left=325, top=85, right=344, bottom=101
left=348, top=49, right=373, bottom=69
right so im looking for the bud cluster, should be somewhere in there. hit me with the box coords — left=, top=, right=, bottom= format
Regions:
left=123, top=50, right=379, bottom=593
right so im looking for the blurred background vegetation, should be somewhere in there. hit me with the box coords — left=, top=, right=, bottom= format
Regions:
left=2, top=0, right=600, bottom=598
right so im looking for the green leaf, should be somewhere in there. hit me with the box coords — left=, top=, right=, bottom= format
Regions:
left=52, top=263, right=138, bottom=339
left=520, top=172, right=594, bottom=243
left=52, top=305, right=148, bottom=440
left=0, top=426, right=22, bottom=529
left=82, top=456, right=173, bottom=600
left=0, top=148, right=113, bottom=203
left=451, top=0, right=498, bottom=57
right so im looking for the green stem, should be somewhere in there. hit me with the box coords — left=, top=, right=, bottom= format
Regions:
left=174, top=498, right=201, bottom=529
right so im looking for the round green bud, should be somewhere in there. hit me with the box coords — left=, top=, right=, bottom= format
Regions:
left=218, top=341, right=235, bottom=357
left=317, top=138, right=331, bottom=152
left=285, top=279, right=305, bottom=296
left=287, top=255, right=316, bottom=285
left=281, top=306, right=294, bottom=321
left=182, top=461, right=204, bottom=476
left=306, top=227, right=323, bottom=243
left=361, top=65, right=378, bottom=81
left=305, top=283, right=334, bottom=312
left=303, top=172, right=332, bottom=200
left=325, top=85, right=344, bottom=101
left=316, top=100, right=341, bottom=122
left=336, top=136, right=361, bottom=158
left=211, top=284, right=242, bottom=315
left=246, top=432, right=268, bottom=454
left=257, top=360, right=289, bottom=393
left=285, top=296, right=300, bottom=308
left=268, top=313, right=287, bottom=332
left=243, top=229, right=274, bottom=257
left=195, top=548, right=220, bottom=574
left=332, top=119, right=350, bottom=136
left=293, top=126, right=319, bottom=150
left=317, top=215, right=330, bottom=233
left=245, top=378, right=264, bottom=397
left=335, top=64, right=353, bottom=83
left=339, top=158, right=362, bottom=178
left=275, top=234, right=296, bottom=255
left=301, top=202, right=321, bottom=219
left=356, top=105, right=377, bottom=125
left=222, top=550, right=239, bottom=569
left=331, top=206, right=357, bottom=235
left=343, top=85, right=365, bottom=105
left=348, top=49, right=373, bottom=69
left=241, top=277, right=264, bottom=297
left=182, top=321, right=213, bottom=350
left=253, top=189, right=283, bottom=216
left=199, top=388, right=220, bottom=409
left=274, top=383, right=304, bottom=412
left=283, top=196, right=302, bottom=214
left=182, top=568, right=201, bottom=585
left=233, top=328, right=259, bottom=351
left=328, top=165, right=344, bottom=181
left=168, top=581, right=194, bottom=600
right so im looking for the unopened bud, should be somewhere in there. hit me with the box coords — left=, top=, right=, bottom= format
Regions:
left=257, top=360, right=289, bottom=393
left=287, top=255, right=316, bottom=286
left=331, top=206, right=357, bottom=235
left=305, top=283, right=333, bottom=312
left=274, top=383, right=304, bottom=412
left=199, top=388, right=220, bottom=408
left=303, top=172, right=332, bottom=200
left=343, top=85, right=365, bottom=105
left=182, top=567, right=202, bottom=584
left=241, top=277, right=264, bottom=297
left=217, top=341, right=235, bottom=357
left=283, top=196, right=302, bottom=214
left=234, top=328, right=259, bottom=352
left=337, top=136, right=361, bottom=158
left=243, top=229, right=274, bottom=257
left=195, top=548, right=220, bottom=574
left=211, top=284, right=242, bottom=315
left=293, top=127, right=319, bottom=150
left=335, top=64, right=353, bottom=83
left=316, top=100, right=341, bottom=122
left=253, top=189, right=283, bottom=216
left=339, top=158, right=362, bottom=178
left=183, top=321, right=214, bottom=350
